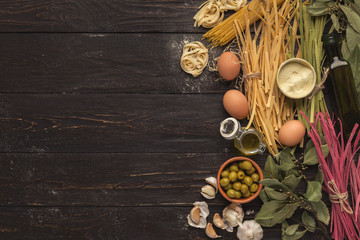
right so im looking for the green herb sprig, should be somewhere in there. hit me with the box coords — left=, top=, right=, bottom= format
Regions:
left=255, top=141, right=330, bottom=240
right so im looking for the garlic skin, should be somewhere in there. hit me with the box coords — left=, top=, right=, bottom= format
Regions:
left=213, top=213, right=227, bottom=229
left=222, top=203, right=244, bottom=232
left=205, top=176, right=218, bottom=193
left=237, top=220, right=263, bottom=240
left=201, top=185, right=216, bottom=199
left=205, top=223, right=221, bottom=238
left=187, top=201, right=209, bottom=229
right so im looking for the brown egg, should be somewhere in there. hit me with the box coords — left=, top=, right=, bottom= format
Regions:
left=278, top=120, right=306, bottom=146
left=223, top=89, right=249, bottom=120
left=217, top=52, right=241, bottom=81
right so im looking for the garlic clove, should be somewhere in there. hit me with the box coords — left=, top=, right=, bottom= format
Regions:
left=187, top=214, right=207, bottom=229
left=213, top=213, right=227, bottom=229
left=187, top=201, right=209, bottom=229
left=190, top=206, right=201, bottom=224
left=194, top=201, right=210, bottom=218
left=205, top=223, right=221, bottom=238
left=205, top=176, right=218, bottom=192
left=201, top=185, right=216, bottom=199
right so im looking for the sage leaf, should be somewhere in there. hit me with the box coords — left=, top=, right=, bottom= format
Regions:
left=346, top=25, right=360, bottom=52
left=306, top=1, right=329, bottom=16
left=340, top=5, right=360, bottom=33
left=331, top=14, right=340, bottom=32
left=283, top=230, right=307, bottom=240
left=282, top=174, right=302, bottom=192
left=302, top=211, right=316, bottom=232
left=286, top=224, right=299, bottom=235
left=272, top=203, right=299, bottom=225
left=286, top=168, right=301, bottom=177
left=259, top=189, right=270, bottom=202
left=264, top=187, right=289, bottom=201
left=263, top=155, right=281, bottom=180
left=259, top=179, right=290, bottom=192
left=305, top=181, right=322, bottom=202
left=255, top=201, right=286, bottom=227
left=315, top=167, right=324, bottom=184
left=309, top=200, right=330, bottom=225
left=347, top=43, right=360, bottom=100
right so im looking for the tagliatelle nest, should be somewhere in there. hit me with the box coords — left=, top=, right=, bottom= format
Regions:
left=194, top=0, right=247, bottom=28
left=180, top=41, right=209, bottom=78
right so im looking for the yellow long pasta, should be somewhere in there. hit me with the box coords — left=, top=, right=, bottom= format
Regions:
left=234, top=0, right=299, bottom=156
left=204, top=0, right=285, bottom=46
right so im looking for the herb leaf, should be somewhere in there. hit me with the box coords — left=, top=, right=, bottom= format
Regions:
left=255, top=201, right=287, bottom=227
left=346, top=25, right=360, bottom=52
left=306, top=1, right=329, bottom=16
left=309, top=200, right=330, bottom=225
left=264, top=187, right=289, bottom=201
left=305, top=181, right=322, bottom=202
left=286, top=224, right=299, bottom=235
left=302, top=211, right=316, bottom=232
left=282, top=174, right=302, bottom=192
left=263, top=155, right=281, bottom=180
left=272, top=203, right=299, bottom=225
left=283, top=230, right=307, bottom=240
left=259, top=179, right=290, bottom=191
left=340, top=5, right=360, bottom=33
left=347, top=43, right=360, bottom=100
left=331, top=14, right=340, bottom=32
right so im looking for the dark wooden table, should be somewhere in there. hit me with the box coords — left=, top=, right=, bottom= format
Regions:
left=0, top=1, right=331, bottom=239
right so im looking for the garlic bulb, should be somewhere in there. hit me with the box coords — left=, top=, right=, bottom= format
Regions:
left=201, top=185, right=216, bottom=199
left=187, top=201, right=209, bottom=229
left=237, top=220, right=263, bottom=240
left=205, top=223, right=221, bottom=238
left=222, top=203, right=244, bottom=232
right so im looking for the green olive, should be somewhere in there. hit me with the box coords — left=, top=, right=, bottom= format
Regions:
left=229, top=171, right=238, bottom=182
left=251, top=173, right=260, bottom=182
left=227, top=189, right=236, bottom=198
left=242, top=160, right=253, bottom=170
left=234, top=191, right=242, bottom=199
left=243, top=191, right=251, bottom=198
left=240, top=184, right=249, bottom=194
left=250, top=183, right=259, bottom=193
left=237, top=170, right=245, bottom=180
left=224, top=183, right=232, bottom=190
left=221, top=170, right=230, bottom=178
left=246, top=167, right=256, bottom=175
left=229, top=164, right=239, bottom=172
left=238, top=161, right=244, bottom=169
left=233, top=182, right=242, bottom=191
left=243, top=176, right=253, bottom=186
left=224, top=167, right=230, bottom=172
left=220, top=178, right=230, bottom=187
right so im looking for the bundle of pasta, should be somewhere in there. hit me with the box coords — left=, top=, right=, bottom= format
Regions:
left=234, top=0, right=299, bottom=155
left=203, top=0, right=285, bottom=46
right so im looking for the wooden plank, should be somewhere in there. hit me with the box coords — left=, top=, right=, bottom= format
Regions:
left=0, top=93, right=237, bottom=153
left=0, top=33, right=228, bottom=93
left=0, top=206, right=285, bottom=240
left=0, top=0, right=207, bottom=33
left=0, top=152, right=318, bottom=207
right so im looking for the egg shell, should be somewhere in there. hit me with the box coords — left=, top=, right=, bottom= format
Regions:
left=217, top=52, right=241, bottom=81
left=278, top=120, right=306, bottom=146
left=223, top=89, right=249, bottom=120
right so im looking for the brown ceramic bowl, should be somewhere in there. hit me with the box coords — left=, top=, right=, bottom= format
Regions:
left=217, top=156, right=263, bottom=204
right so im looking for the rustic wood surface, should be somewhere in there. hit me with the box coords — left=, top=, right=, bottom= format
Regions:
left=0, top=1, right=337, bottom=239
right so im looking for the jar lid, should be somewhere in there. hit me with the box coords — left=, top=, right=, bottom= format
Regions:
left=220, top=117, right=240, bottom=140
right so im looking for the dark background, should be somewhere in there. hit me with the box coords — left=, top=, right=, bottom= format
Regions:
left=0, top=1, right=330, bottom=239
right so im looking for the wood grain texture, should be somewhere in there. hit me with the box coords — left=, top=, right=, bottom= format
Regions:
left=0, top=206, right=284, bottom=240
left=0, top=93, right=238, bottom=153
left=0, top=0, right=205, bottom=33
left=0, top=33, right=228, bottom=93
left=0, top=153, right=269, bottom=206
